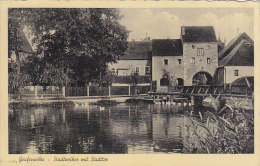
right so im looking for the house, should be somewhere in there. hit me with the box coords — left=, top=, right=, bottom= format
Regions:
left=108, top=38, right=152, bottom=86
left=152, top=26, right=218, bottom=91
left=152, top=39, right=183, bottom=91
left=218, top=32, right=253, bottom=63
left=212, top=36, right=254, bottom=87
left=8, top=29, right=34, bottom=62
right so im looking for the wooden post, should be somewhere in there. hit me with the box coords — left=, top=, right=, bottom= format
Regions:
left=129, top=85, right=131, bottom=96
left=198, top=88, right=201, bottom=94
left=87, top=86, right=90, bottom=96
left=35, top=86, right=38, bottom=98
left=199, top=111, right=203, bottom=120
left=191, top=96, right=195, bottom=106
left=62, top=86, right=66, bottom=97
left=108, top=86, right=111, bottom=96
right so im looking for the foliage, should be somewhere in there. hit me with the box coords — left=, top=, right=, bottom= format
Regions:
left=8, top=8, right=129, bottom=91
left=162, top=69, right=177, bottom=87
left=183, top=104, right=254, bottom=154
left=91, top=70, right=114, bottom=87
left=8, top=62, right=31, bottom=94
left=130, top=71, right=140, bottom=87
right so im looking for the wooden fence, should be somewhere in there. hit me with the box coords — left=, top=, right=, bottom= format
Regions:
left=65, top=85, right=151, bottom=97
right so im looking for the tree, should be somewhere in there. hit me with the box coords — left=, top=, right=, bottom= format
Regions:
left=130, top=71, right=140, bottom=96
left=162, top=69, right=177, bottom=91
left=8, top=8, right=129, bottom=90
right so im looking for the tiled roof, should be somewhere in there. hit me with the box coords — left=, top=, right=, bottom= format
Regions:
left=119, top=41, right=152, bottom=60
left=219, top=39, right=254, bottom=66
left=218, top=32, right=253, bottom=62
left=152, top=39, right=183, bottom=56
left=181, top=26, right=217, bottom=43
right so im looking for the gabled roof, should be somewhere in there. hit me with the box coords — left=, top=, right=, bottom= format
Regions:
left=152, top=39, right=183, bottom=56
left=17, top=29, right=34, bottom=54
left=219, top=39, right=254, bottom=66
left=181, top=26, right=217, bottom=43
left=218, top=32, right=253, bottom=62
left=119, top=41, right=152, bottom=60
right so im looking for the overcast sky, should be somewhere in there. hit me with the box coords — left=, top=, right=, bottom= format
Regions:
left=119, top=8, right=254, bottom=44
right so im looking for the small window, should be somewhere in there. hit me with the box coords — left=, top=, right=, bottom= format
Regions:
left=191, top=57, right=195, bottom=64
left=164, top=59, right=168, bottom=66
left=160, top=78, right=169, bottom=86
left=145, top=66, right=150, bottom=75
left=178, top=59, right=182, bottom=64
left=234, top=70, right=239, bottom=76
left=136, top=67, right=139, bottom=74
left=206, top=45, right=210, bottom=50
left=192, top=45, right=195, bottom=49
left=111, top=68, right=116, bottom=73
left=197, top=48, right=204, bottom=56
left=207, top=58, right=211, bottom=64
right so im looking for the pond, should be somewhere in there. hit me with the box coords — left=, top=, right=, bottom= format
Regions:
left=8, top=102, right=211, bottom=154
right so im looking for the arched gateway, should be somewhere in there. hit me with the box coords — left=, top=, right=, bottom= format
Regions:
left=192, top=72, right=213, bottom=85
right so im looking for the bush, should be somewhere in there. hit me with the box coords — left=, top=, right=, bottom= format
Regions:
left=110, top=86, right=129, bottom=95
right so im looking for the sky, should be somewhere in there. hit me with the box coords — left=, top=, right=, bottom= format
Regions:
left=119, top=8, right=254, bottom=44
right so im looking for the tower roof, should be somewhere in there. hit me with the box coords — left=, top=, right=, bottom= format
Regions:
left=181, top=26, right=217, bottom=43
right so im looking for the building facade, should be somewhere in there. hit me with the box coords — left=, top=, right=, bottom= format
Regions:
left=213, top=38, right=254, bottom=86
left=152, top=26, right=218, bottom=91
left=108, top=39, right=152, bottom=86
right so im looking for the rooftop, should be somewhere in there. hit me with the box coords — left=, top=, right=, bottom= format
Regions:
left=218, top=32, right=253, bottom=62
left=152, top=39, right=183, bottom=56
left=181, top=26, right=217, bottom=43
left=219, top=39, right=254, bottom=66
left=119, top=41, right=152, bottom=60
left=16, top=29, right=34, bottom=54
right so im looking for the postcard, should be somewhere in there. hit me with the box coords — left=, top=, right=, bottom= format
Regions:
left=0, top=1, right=259, bottom=166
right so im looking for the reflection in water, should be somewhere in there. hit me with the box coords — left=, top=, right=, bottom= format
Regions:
left=8, top=102, right=203, bottom=154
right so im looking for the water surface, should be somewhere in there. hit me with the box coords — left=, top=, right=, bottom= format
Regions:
left=9, top=102, right=204, bottom=154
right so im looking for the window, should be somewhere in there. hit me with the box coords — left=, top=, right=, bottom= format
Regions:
left=111, top=68, right=116, bottom=74
left=207, top=58, right=211, bottom=64
left=234, top=70, right=239, bottom=76
left=145, top=66, right=150, bottom=75
left=160, top=78, right=169, bottom=86
left=192, top=45, right=195, bottom=49
left=164, top=59, right=168, bottom=66
left=191, top=57, right=195, bottom=64
left=178, top=59, right=182, bottom=64
left=177, top=78, right=184, bottom=86
left=206, top=45, right=210, bottom=50
left=197, top=48, right=204, bottom=56
left=136, top=67, right=139, bottom=74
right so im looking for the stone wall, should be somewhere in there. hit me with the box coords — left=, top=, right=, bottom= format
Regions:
left=182, top=42, right=218, bottom=86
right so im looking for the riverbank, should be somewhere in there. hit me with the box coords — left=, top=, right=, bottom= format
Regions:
left=8, top=95, right=149, bottom=105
